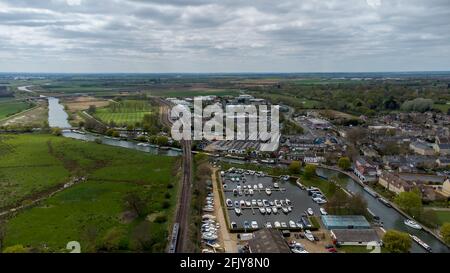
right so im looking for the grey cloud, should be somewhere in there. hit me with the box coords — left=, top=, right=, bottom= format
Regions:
left=0, top=0, right=449, bottom=72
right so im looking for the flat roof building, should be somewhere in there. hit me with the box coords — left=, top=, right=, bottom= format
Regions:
left=321, top=215, right=371, bottom=230
left=248, top=229, right=291, bottom=253
left=331, top=229, right=381, bottom=246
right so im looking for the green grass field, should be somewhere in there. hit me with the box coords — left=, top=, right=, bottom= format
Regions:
left=434, top=210, right=450, bottom=225
left=433, top=103, right=450, bottom=113
left=0, top=134, right=179, bottom=252
left=94, top=100, right=153, bottom=126
left=147, top=89, right=240, bottom=97
left=0, top=101, right=32, bottom=120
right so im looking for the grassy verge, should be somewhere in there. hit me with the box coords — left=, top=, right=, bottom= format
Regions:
left=434, top=210, right=450, bottom=226
left=1, top=134, right=179, bottom=253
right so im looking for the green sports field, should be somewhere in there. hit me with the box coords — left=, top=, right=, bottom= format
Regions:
left=94, top=100, right=153, bottom=126
left=0, top=134, right=179, bottom=253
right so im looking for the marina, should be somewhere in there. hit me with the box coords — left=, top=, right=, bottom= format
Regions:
left=221, top=168, right=321, bottom=231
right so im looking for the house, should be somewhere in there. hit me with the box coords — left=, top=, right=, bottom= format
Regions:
left=379, top=172, right=448, bottom=201
left=307, top=118, right=331, bottom=130
left=378, top=172, right=413, bottom=194
left=437, top=157, right=450, bottom=167
left=330, top=229, right=381, bottom=247
left=354, top=157, right=378, bottom=182
left=247, top=229, right=291, bottom=253
left=434, top=136, right=450, bottom=155
left=439, top=179, right=450, bottom=197
left=410, top=141, right=435, bottom=156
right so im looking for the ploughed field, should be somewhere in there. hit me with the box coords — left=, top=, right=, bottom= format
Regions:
left=94, top=100, right=153, bottom=126
left=0, top=134, right=179, bottom=253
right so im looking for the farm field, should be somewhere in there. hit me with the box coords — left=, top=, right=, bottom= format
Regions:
left=0, top=103, right=47, bottom=128
left=0, top=134, right=179, bottom=252
left=0, top=100, right=33, bottom=120
left=63, top=96, right=110, bottom=112
left=146, top=88, right=240, bottom=97
left=94, top=100, right=153, bottom=126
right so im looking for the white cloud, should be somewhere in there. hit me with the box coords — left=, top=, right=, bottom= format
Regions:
left=0, top=0, right=448, bottom=72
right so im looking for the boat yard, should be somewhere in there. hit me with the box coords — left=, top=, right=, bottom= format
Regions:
left=220, top=168, right=322, bottom=231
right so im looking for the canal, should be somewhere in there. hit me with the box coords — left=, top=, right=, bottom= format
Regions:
left=48, top=97, right=448, bottom=253
left=317, top=168, right=449, bottom=253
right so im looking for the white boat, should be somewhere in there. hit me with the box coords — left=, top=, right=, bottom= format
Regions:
left=251, top=221, right=259, bottom=229
left=404, top=219, right=422, bottom=230
left=206, top=242, right=221, bottom=249
left=282, top=207, right=289, bottom=214
left=202, top=233, right=218, bottom=241
left=202, top=214, right=216, bottom=220
left=285, top=199, right=292, bottom=206
left=240, top=200, right=245, bottom=207
left=281, top=222, right=288, bottom=228
left=245, top=201, right=251, bottom=207
left=203, top=206, right=214, bottom=212
left=378, top=197, right=392, bottom=208
left=364, top=186, right=378, bottom=198
left=274, top=200, right=282, bottom=208
left=234, top=208, right=242, bottom=215
left=304, top=230, right=315, bottom=242
left=259, top=207, right=266, bottom=214
left=253, top=185, right=258, bottom=190
left=320, top=208, right=328, bottom=215
left=266, top=207, right=272, bottom=214
left=272, top=207, right=278, bottom=214
left=273, top=183, right=279, bottom=188
left=251, top=199, right=257, bottom=206
left=265, top=188, right=272, bottom=195
left=274, top=221, right=281, bottom=228
left=287, top=206, right=292, bottom=212
left=257, top=200, right=263, bottom=207
left=289, top=220, right=297, bottom=228
left=258, top=183, right=264, bottom=189
left=249, top=189, right=254, bottom=195
left=307, top=208, right=314, bottom=216
left=265, top=222, right=272, bottom=228
left=409, top=234, right=432, bottom=252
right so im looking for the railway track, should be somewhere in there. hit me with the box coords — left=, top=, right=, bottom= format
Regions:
left=155, top=97, right=193, bottom=253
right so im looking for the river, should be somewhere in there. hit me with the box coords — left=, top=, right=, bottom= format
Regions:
left=47, top=98, right=448, bottom=252
left=316, top=168, right=449, bottom=253
left=48, top=97, right=71, bottom=128
left=47, top=96, right=181, bottom=157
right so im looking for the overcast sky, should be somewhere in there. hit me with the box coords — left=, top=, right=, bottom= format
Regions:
left=0, top=0, right=449, bottom=73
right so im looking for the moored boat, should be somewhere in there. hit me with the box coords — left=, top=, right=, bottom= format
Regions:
left=404, top=219, right=422, bottom=230
left=409, top=234, right=432, bottom=252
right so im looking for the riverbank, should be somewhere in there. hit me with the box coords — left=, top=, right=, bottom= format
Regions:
left=317, top=165, right=449, bottom=250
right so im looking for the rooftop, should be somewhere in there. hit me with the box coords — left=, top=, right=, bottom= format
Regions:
left=247, top=229, right=291, bottom=253
left=331, top=229, right=380, bottom=243
left=322, top=215, right=371, bottom=230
